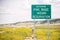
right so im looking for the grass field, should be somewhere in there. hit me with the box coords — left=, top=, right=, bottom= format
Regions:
left=0, top=25, right=60, bottom=40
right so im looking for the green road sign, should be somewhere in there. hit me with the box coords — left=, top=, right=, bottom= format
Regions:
left=31, top=5, right=51, bottom=19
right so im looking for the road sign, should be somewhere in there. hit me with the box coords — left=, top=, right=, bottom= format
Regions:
left=32, top=5, right=51, bottom=19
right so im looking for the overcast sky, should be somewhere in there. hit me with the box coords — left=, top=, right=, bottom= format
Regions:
left=0, top=0, right=60, bottom=24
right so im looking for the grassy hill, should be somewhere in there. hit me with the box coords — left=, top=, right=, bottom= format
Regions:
left=0, top=19, right=60, bottom=40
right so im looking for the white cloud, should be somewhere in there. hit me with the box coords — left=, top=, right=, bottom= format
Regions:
left=52, top=3, right=60, bottom=19
left=0, top=0, right=60, bottom=24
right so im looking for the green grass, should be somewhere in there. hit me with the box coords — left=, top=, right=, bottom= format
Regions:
left=0, top=26, right=60, bottom=40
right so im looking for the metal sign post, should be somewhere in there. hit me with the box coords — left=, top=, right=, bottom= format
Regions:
left=32, top=19, right=36, bottom=40
left=47, top=19, right=50, bottom=40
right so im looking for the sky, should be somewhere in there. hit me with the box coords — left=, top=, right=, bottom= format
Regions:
left=0, top=0, right=60, bottom=24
